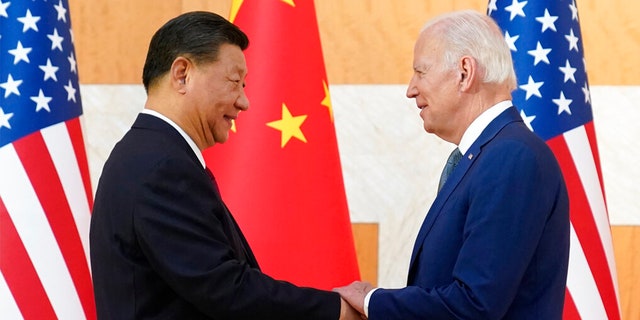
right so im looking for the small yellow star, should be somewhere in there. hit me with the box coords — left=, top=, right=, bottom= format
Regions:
left=321, top=80, right=334, bottom=122
left=282, top=0, right=296, bottom=7
left=267, top=103, right=307, bottom=148
left=231, top=119, right=237, bottom=133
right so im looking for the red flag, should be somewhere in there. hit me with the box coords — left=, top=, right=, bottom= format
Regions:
left=204, top=0, right=360, bottom=289
left=488, top=1, right=620, bottom=318
left=0, top=0, right=96, bottom=319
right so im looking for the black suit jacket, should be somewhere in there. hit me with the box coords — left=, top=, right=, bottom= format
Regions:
left=90, top=113, right=340, bottom=319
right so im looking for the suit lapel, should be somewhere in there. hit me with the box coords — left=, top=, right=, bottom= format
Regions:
left=408, top=107, right=523, bottom=279
left=135, top=113, right=260, bottom=268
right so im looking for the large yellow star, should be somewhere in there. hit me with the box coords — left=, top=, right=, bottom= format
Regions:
left=267, top=103, right=307, bottom=148
left=321, top=80, right=334, bottom=122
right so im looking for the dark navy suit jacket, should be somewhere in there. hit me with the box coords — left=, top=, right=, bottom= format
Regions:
left=90, top=113, right=340, bottom=319
left=369, top=107, right=570, bottom=319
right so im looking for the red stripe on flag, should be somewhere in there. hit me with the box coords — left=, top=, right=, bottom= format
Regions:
left=547, top=132, right=620, bottom=320
left=0, top=197, right=58, bottom=319
left=66, top=118, right=94, bottom=210
left=562, top=289, right=581, bottom=320
left=13, top=131, right=96, bottom=319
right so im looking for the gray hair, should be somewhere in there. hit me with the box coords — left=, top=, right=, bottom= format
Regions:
left=422, top=10, right=517, bottom=90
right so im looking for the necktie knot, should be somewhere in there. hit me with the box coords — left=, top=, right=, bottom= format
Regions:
left=438, top=148, right=463, bottom=192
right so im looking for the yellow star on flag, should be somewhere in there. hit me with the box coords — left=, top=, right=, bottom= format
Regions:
left=267, top=103, right=307, bottom=148
left=321, top=80, right=334, bottom=122
left=282, top=0, right=296, bottom=7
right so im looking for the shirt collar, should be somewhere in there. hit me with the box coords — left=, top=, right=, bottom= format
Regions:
left=141, top=109, right=206, bottom=168
left=458, top=100, right=512, bottom=155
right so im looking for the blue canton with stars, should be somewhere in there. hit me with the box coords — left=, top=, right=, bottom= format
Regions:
left=488, top=0, right=593, bottom=141
left=0, top=0, right=82, bottom=148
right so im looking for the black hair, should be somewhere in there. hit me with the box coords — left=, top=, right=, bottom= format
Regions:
left=142, top=11, right=249, bottom=92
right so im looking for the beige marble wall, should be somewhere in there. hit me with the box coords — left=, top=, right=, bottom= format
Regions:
left=81, top=84, right=640, bottom=288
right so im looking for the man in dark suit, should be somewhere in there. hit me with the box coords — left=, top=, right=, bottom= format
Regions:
left=90, top=11, right=358, bottom=320
left=334, top=10, right=570, bottom=319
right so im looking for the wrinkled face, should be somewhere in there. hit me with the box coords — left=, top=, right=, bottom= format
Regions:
left=187, top=43, right=249, bottom=145
left=406, top=31, right=462, bottom=140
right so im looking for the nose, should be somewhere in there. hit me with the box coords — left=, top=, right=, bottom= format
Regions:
left=236, top=91, right=250, bottom=111
left=406, top=77, right=418, bottom=99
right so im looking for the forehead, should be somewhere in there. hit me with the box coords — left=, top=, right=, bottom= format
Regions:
left=413, top=31, right=441, bottom=68
left=208, top=43, right=247, bottom=75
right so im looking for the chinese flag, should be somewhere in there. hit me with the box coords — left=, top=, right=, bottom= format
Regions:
left=204, top=0, right=360, bottom=289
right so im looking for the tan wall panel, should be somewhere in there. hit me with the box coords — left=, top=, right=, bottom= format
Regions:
left=69, top=0, right=186, bottom=84
left=352, top=223, right=379, bottom=287
left=70, top=0, right=639, bottom=85
left=316, top=0, right=487, bottom=84
left=579, top=0, right=640, bottom=85
left=612, top=226, right=640, bottom=320
left=181, top=0, right=231, bottom=16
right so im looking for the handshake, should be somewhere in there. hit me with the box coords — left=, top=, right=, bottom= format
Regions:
left=334, top=281, right=375, bottom=320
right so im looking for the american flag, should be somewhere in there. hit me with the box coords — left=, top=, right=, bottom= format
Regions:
left=488, top=0, right=620, bottom=319
left=0, top=0, right=95, bottom=319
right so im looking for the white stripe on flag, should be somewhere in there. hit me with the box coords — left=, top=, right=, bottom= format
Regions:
left=564, top=126, right=620, bottom=300
left=567, top=223, right=608, bottom=319
left=0, top=144, right=86, bottom=320
left=0, top=271, right=23, bottom=320
left=41, top=122, right=92, bottom=271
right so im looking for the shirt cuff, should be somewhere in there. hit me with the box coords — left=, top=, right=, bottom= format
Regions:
left=364, top=287, right=378, bottom=318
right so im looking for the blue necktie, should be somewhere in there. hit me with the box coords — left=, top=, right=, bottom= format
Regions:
left=438, top=148, right=463, bottom=192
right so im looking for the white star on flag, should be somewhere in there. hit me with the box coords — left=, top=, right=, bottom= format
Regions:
left=519, top=109, right=536, bottom=131
left=1, top=74, right=23, bottom=98
left=559, top=59, right=577, bottom=83
left=39, top=58, right=60, bottom=81
left=17, top=9, right=40, bottom=32
left=553, top=91, right=572, bottom=115
left=47, top=28, right=64, bottom=51
left=64, top=79, right=76, bottom=102
left=8, top=41, right=32, bottom=64
left=30, top=89, right=52, bottom=112
left=535, top=9, right=558, bottom=32
left=505, top=0, right=528, bottom=21
left=0, top=107, right=13, bottom=128
left=527, top=41, right=551, bottom=65
left=519, top=75, right=543, bottom=100
left=565, top=28, right=580, bottom=51
left=505, top=31, right=519, bottom=51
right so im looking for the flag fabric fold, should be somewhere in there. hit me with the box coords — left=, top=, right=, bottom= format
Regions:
left=204, top=0, right=360, bottom=290
left=0, top=0, right=96, bottom=318
left=488, top=0, right=620, bottom=319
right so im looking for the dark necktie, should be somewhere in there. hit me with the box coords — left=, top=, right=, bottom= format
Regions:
left=438, top=148, right=463, bottom=192
left=204, top=168, right=258, bottom=268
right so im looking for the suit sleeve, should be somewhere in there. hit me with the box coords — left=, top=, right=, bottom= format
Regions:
left=133, top=156, right=340, bottom=320
left=369, top=139, right=566, bottom=319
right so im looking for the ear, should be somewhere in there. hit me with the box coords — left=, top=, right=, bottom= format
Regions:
left=170, top=56, right=191, bottom=93
left=458, top=56, right=477, bottom=91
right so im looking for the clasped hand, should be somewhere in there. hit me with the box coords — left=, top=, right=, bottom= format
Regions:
left=335, top=281, right=374, bottom=320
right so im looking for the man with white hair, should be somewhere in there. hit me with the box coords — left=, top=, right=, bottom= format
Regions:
left=335, top=10, right=569, bottom=320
